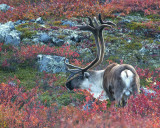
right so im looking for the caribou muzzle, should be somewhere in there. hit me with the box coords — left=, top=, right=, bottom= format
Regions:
left=66, top=81, right=74, bottom=90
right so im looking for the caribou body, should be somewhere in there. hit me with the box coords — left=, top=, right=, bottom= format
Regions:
left=65, top=14, right=140, bottom=106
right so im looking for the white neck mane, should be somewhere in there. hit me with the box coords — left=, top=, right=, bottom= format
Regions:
left=81, top=70, right=109, bottom=101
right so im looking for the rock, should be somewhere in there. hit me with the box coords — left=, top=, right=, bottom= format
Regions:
left=37, top=54, right=68, bottom=73
left=139, top=47, right=147, bottom=55
left=0, top=21, right=20, bottom=46
left=69, top=33, right=81, bottom=42
left=32, top=38, right=39, bottom=44
left=30, top=19, right=36, bottom=22
left=62, top=20, right=75, bottom=27
left=118, top=19, right=131, bottom=25
left=5, top=30, right=21, bottom=46
left=140, top=87, right=156, bottom=96
left=14, top=20, right=26, bottom=25
left=52, top=37, right=65, bottom=46
left=39, top=33, right=52, bottom=43
left=5, top=21, right=15, bottom=30
left=15, top=20, right=22, bottom=25
left=62, top=29, right=81, bottom=42
left=125, top=15, right=149, bottom=22
left=64, top=40, right=76, bottom=45
left=36, top=17, right=44, bottom=24
left=0, top=4, right=10, bottom=12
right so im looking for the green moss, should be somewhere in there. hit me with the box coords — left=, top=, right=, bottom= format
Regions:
left=46, top=19, right=61, bottom=26
left=56, top=92, right=85, bottom=106
left=57, top=35, right=66, bottom=39
left=1, top=44, right=13, bottom=51
left=22, top=30, right=36, bottom=39
left=0, top=66, right=38, bottom=90
left=16, top=27, right=37, bottom=39
left=108, top=56, right=119, bottom=62
left=147, top=14, right=160, bottom=20
left=39, top=91, right=56, bottom=107
left=54, top=73, right=67, bottom=86
left=124, top=42, right=142, bottom=50
left=15, top=23, right=38, bottom=39
left=126, top=22, right=146, bottom=30
left=129, top=11, right=144, bottom=17
left=16, top=22, right=40, bottom=29
left=158, top=26, right=160, bottom=31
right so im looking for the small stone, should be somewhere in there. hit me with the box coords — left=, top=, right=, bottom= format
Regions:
left=36, top=17, right=44, bottom=24
left=0, top=4, right=10, bottom=12
left=39, top=33, right=52, bottom=43
left=62, top=20, right=75, bottom=27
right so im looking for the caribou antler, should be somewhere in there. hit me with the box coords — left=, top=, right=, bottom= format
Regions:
left=65, top=14, right=116, bottom=80
left=97, top=14, right=116, bottom=67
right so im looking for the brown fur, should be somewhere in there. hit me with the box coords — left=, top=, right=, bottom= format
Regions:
left=103, top=63, right=140, bottom=106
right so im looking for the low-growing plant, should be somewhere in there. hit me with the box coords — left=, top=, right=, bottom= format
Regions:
left=15, top=23, right=37, bottom=39
left=125, top=42, right=142, bottom=50
left=127, top=22, right=146, bottom=30
left=57, top=34, right=66, bottom=39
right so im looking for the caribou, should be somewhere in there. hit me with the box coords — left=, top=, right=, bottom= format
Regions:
left=65, top=14, right=140, bottom=107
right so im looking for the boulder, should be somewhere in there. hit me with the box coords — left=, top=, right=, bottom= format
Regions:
left=52, top=37, right=65, bottom=46
left=0, top=4, right=10, bottom=12
left=0, top=21, right=20, bottom=46
left=5, top=30, right=21, bottom=46
left=37, top=54, right=68, bottom=73
left=62, top=20, right=75, bottom=27
left=140, top=87, right=156, bottom=96
left=39, top=33, right=52, bottom=43
left=14, top=20, right=26, bottom=25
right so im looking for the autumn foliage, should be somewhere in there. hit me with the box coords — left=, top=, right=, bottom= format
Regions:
left=0, top=41, right=160, bottom=127
left=0, top=0, right=160, bottom=127
left=0, top=69, right=159, bottom=127
left=0, top=0, right=160, bottom=22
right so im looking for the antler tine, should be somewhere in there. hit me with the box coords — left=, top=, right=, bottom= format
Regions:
left=98, top=14, right=116, bottom=26
left=92, top=14, right=116, bottom=67
left=64, top=59, right=82, bottom=71
left=87, top=17, right=94, bottom=28
left=86, top=14, right=115, bottom=69
left=93, top=17, right=99, bottom=27
left=82, top=33, right=101, bottom=72
left=64, top=59, right=82, bottom=80
left=76, top=25, right=95, bottom=33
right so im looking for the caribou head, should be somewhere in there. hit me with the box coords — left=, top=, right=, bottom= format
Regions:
left=65, top=14, right=140, bottom=106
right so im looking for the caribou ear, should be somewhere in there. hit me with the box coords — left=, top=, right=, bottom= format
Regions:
left=84, top=72, right=90, bottom=78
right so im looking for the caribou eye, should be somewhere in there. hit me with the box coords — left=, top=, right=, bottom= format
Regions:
left=84, top=72, right=90, bottom=78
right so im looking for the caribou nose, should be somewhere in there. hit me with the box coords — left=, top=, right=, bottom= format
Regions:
left=125, top=91, right=131, bottom=96
left=66, top=81, right=74, bottom=90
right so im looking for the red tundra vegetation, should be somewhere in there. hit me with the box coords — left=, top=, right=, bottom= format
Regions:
left=0, top=41, right=160, bottom=127
left=0, top=0, right=159, bottom=22
left=0, top=0, right=160, bottom=127
left=0, top=70, right=159, bottom=127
